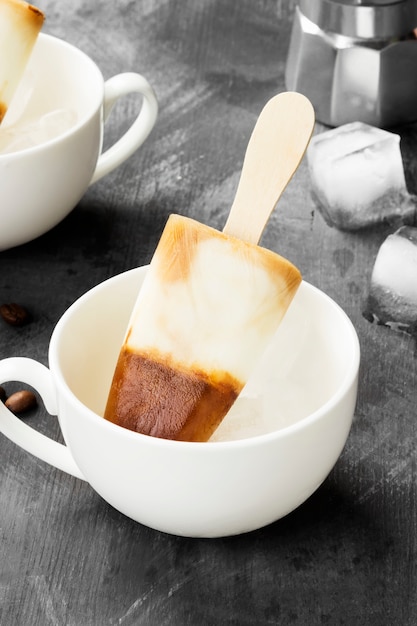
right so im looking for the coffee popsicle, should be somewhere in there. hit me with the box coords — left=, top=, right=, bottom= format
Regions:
left=104, top=214, right=302, bottom=441
left=104, top=92, right=315, bottom=442
left=0, top=0, right=44, bottom=124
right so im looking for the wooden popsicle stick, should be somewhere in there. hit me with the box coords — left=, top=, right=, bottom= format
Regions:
left=223, top=91, right=315, bottom=244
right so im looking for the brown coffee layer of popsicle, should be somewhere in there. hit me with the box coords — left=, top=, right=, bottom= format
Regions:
left=105, top=348, right=241, bottom=442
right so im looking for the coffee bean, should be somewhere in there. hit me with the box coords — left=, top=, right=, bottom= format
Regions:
left=0, top=386, right=6, bottom=402
left=0, top=303, right=31, bottom=327
left=5, top=390, right=37, bottom=414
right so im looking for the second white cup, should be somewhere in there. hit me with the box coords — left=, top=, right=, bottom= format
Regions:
left=0, top=33, right=158, bottom=250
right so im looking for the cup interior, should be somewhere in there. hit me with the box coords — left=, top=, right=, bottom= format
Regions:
left=51, top=267, right=359, bottom=443
left=1, top=33, right=103, bottom=146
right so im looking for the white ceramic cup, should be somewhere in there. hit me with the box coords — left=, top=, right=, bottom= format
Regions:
left=0, top=33, right=158, bottom=251
left=0, top=267, right=360, bottom=538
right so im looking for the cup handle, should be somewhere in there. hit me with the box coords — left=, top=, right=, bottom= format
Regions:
left=89, top=72, right=158, bottom=185
left=0, top=357, right=85, bottom=480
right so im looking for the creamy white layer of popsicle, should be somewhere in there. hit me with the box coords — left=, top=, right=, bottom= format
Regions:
left=104, top=214, right=302, bottom=442
left=0, top=0, right=44, bottom=124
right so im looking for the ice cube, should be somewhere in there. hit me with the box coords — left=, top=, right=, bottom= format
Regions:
left=0, top=108, right=78, bottom=154
left=210, top=294, right=316, bottom=442
left=209, top=394, right=264, bottom=442
left=307, top=122, right=415, bottom=230
left=364, top=226, right=417, bottom=334
left=36, top=109, right=77, bottom=141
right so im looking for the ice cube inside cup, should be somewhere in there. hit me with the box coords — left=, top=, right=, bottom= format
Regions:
left=307, top=122, right=412, bottom=231
left=0, top=108, right=78, bottom=154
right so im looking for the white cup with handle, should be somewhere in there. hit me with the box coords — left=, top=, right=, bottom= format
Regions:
left=0, top=33, right=158, bottom=250
left=0, top=266, right=360, bottom=538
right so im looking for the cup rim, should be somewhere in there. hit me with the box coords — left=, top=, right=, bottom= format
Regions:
left=50, top=266, right=361, bottom=450
left=0, top=32, right=104, bottom=159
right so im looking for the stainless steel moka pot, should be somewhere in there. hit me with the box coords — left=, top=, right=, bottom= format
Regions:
left=285, top=0, right=417, bottom=127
